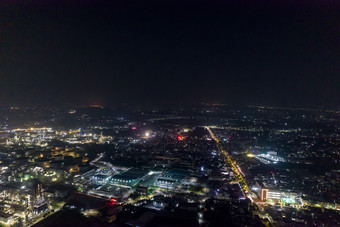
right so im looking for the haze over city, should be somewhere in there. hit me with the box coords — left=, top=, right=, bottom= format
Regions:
left=1, top=0, right=339, bottom=107
left=0, top=1, right=340, bottom=227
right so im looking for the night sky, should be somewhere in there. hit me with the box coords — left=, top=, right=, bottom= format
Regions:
left=0, top=0, right=339, bottom=108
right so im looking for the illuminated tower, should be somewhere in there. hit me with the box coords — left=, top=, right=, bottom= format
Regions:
left=32, top=181, right=48, bottom=215
left=99, top=131, right=105, bottom=143
left=33, top=181, right=43, bottom=205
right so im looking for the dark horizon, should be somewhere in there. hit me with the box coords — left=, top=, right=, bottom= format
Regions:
left=1, top=0, right=339, bottom=108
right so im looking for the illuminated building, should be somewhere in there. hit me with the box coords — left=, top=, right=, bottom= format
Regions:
left=266, top=190, right=281, bottom=200
left=253, top=181, right=269, bottom=201
left=33, top=182, right=43, bottom=204
left=261, top=188, right=269, bottom=201
left=32, top=181, right=48, bottom=215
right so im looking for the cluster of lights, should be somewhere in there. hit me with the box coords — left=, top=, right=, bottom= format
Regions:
left=177, top=135, right=184, bottom=140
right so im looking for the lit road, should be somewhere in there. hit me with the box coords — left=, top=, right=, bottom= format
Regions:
left=91, top=152, right=115, bottom=170
left=206, top=127, right=274, bottom=226
left=90, top=152, right=105, bottom=165
left=205, top=127, right=250, bottom=195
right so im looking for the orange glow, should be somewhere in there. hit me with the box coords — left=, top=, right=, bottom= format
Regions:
left=90, top=105, right=103, bottom=108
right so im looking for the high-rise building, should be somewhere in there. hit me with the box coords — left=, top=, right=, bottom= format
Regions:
left=32, top=181, right=48, bottom=215
left=33, top=181, right=43, bottom=205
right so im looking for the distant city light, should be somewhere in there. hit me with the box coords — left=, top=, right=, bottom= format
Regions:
left=90, top=105, right=103, bottom=108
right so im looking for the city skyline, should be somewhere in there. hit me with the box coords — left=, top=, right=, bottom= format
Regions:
left=0, top=105, right=339, bottom=226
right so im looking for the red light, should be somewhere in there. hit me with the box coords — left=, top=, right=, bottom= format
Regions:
left=270, top=171, right=273, bottom=174
left=109, top=198, right=116, bottom=205
left=132, top=126, right=137, bottom=130
left=177, top=135, right=184, bottom=140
